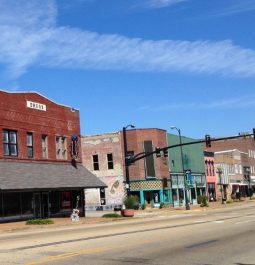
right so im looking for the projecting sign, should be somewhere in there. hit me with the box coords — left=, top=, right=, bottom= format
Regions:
left=26, top=101, right=46, bottom=111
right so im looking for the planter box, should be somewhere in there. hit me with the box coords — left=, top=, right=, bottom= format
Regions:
left=121, top=209, right=134, bottom=217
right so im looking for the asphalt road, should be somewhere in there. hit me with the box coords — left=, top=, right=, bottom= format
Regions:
left=1, top=203, right=255, bottom=265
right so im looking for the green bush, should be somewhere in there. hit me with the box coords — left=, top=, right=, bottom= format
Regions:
left=123, top=196, right=139, bottom=209
left=141, top=203, right=146, bottom=210
left=159, top=202, right=165, bottom=209
left=102, top=213, right=122, bottom=218
left=26, top=219, right=54, bottom=225
left=198, top=195, right=209, bottom=207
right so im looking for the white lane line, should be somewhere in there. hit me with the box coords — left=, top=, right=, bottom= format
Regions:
left=194, top=220, right=205, bottom=223
left=235, top=220, right=255, bottom=225
left=214, top=221, right=224, bottom=224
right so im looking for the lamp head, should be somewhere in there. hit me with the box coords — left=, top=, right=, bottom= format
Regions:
left=124, top=124, right=136, bottom=129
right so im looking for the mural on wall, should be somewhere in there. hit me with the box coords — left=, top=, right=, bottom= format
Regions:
left=102, top=175, right=124, bottom=205
left=85, top=176, right=124, bottom=207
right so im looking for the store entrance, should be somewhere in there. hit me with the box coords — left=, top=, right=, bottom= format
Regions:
left=34, top=192, right=49, bottom=219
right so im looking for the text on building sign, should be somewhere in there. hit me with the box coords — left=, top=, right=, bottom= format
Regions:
left=26, top=101, right=46, bottom=111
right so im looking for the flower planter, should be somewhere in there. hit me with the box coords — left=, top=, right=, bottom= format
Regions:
left=121, top=209, right=134, bottom=217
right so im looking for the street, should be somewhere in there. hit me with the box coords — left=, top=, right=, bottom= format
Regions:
left=0, top=202, right=255, bottom=265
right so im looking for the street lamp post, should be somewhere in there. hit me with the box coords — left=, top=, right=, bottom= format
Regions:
left=170, top=126, right=190, bottom=210
left=217, top=167, right=224, bottom=204
left=123, top=124, right=135, bottom=197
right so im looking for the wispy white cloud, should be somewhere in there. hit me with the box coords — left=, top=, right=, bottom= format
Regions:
left=1, top=0, right=255, bottom=81
left=139, top=95, right=255, bottom=112
left=145, top=0, right=187, bottom=9
left=210, top=0, right=255, bottom=17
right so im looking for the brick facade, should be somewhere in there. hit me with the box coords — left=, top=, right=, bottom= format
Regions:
left=123, top=128, right=169, bottom=180
left=0, top=90, right=81, bottom=163
left=0, top=90, right=104, bottom=221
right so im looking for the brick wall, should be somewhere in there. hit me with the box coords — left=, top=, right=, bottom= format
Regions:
left=0, top=90, right=81, bottom=163
left=122, top=128, right=169, bottom=180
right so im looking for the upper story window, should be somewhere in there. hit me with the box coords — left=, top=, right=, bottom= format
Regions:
left=93, top=154, right=99, bottom=171
left=27, top=132, right=33, bottom=158
left=107, top=153, right=114, bottom=170
left=56, top=136, right=67, bottom=160
left=3, top=130, right=18, bottom=156
left=42, top=135, right=48, bottom=159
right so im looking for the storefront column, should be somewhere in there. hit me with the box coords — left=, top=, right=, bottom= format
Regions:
left=160, top=190, right=164, bottom=203
left=140, top=190, right=145, bottom=205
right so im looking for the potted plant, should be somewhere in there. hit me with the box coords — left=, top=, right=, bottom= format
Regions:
left=121, top=196, right=138, bottom=217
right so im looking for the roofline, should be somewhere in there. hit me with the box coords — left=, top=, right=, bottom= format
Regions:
left=214, top=149, right=248, bottom=155
left=0, top=89, right=79, bottom=111
left=82, top=131, right=120, bottom=138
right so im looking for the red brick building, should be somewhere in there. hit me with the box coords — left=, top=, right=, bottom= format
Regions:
left=82, top=128, right=170, bottom=208
left=123, top=128, right=169, bottom=206
left=0, top=90, right=105, bottom=222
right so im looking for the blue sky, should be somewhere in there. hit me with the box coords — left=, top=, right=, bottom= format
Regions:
left=0, top=0, right=255, bottom=138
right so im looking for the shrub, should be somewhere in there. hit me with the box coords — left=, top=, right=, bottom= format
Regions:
left=26, top=219, right=54, bottom=225
left=102, top=213, right=122, bottom=218
left=159, top=202, right=165, bottom=209
left=123, top=196, right=139, bottom=209
left=141, top=203, right=146, bottom=210
left=198, top=195, right=209, bottom=207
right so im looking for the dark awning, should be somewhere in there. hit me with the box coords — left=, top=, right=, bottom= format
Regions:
left=0, top=161, right=107, bottom=191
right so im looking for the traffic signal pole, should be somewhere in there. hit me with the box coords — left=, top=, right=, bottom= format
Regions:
left=126, top=131, right=255, bottom=166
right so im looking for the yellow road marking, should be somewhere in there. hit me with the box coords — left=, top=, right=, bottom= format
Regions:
left=24, top=238, right=154, bottom=265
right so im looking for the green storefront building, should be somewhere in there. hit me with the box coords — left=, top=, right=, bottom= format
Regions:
left=167, top=133, right=206, bottom=207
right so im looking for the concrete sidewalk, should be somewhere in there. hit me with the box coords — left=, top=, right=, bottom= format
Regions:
left=0, top=200, right=253, bottom=233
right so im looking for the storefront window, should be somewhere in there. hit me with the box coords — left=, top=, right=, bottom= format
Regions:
left=164, top=190, right=169, bottom=202
left=50, top=191, right=61, bottom=214
left=179, top=189, right=184, bottom=204
left=62, top=191, right=71, bottom=208
left=21, top=192, right=33, bottom=215
left=191, top=188, right=196, bottom=200
left=3, top=193, right=21, bottom=216
left=172, top=189, right=178, bottom=201
left=153, top=191, right=160, bottom=203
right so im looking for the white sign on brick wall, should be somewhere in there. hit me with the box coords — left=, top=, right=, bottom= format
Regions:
left=26, top=101, right=46, bottom=111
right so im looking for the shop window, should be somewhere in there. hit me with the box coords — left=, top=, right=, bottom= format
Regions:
left=49, top=191, right=61, bottom=214
left=191, top=188, right=196, bottom=200
left=164, top=190, right=169, bottom=202
left=61, top=191, right=71, bottom=208
left=21, top=192, right=33, bottom=215
left=178, top=189, right=184, bottom=204
left=27, top=132, right=33, bottom=158
left=172, top=189, right=178, bottom=201
left=3, top=129, right=18, bottom=156
left=3, top=192, right=21, bottom=216
left=107, top=153, right=114, bottom=170
left=56, top=136, right=67, bottom=160
left=93, top=154, right=99, bottom=171
left=42, top=135, right=48, bottom=159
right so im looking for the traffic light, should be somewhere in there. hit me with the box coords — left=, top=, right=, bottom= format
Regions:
left=155, top=147, right=161, bottom=157
left=253, top=128, right=255, bottom=141
left=163, top=148, right=168, bottom=157
left=205, top=134, right=211, bottom=147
